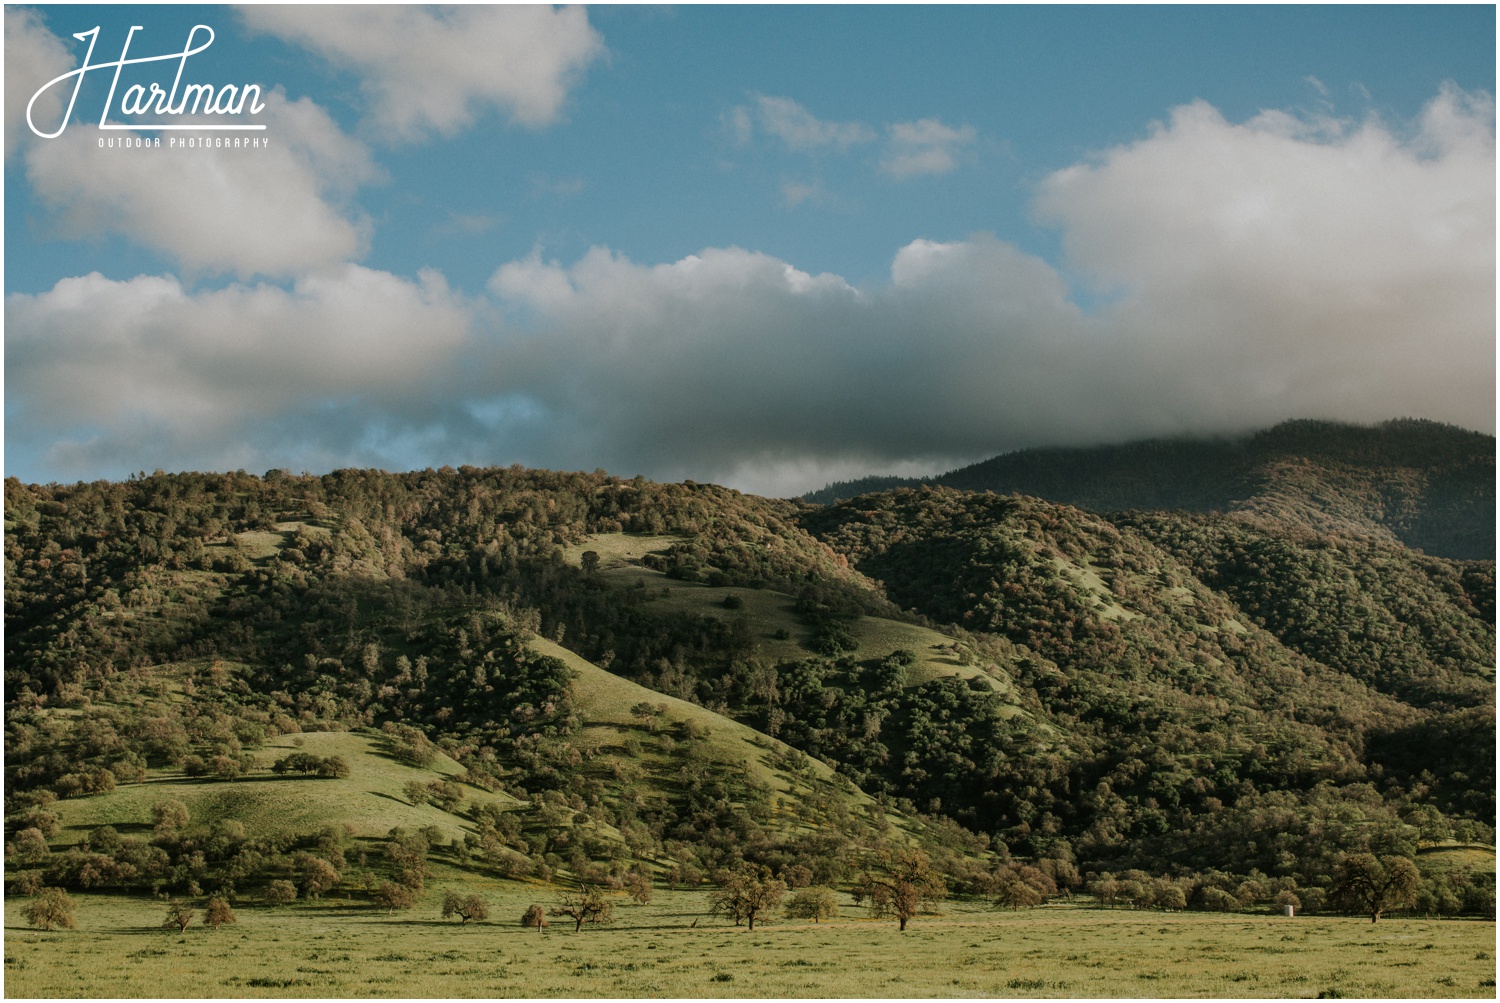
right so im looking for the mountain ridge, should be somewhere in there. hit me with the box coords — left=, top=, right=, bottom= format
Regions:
left=802, top=418, right=1495, bottom=561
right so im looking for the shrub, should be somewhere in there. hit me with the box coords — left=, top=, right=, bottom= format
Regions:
left=784, top=886, right=839, bottom=922
left=204, top=896, right=236, bottom=930
left=266, top=880, right=297, bottom=906
left=23, top=887, right=75, bottom=930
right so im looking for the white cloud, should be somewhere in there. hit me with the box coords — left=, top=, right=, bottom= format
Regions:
left=239, top=5, right=604, bottom=141
left=742, top=95, right=875, bottom=151
left=6, top=266, right=476, bottom=477
left=466, top=87, right=1491, bottom=490
left=1032, top=86, right=1494, bottom=434
left=724, top=105, right=754, bottom=146
left=881, top=118, right=977, bottom=179
left=23, top=89, right=380, bottom=279
left=5, top=7, right=75, bottom=160
left=8, top=88, right=1491, bottom=495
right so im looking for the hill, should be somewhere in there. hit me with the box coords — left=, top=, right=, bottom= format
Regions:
left=4, top=454, right=1493, bottom=924
left=4, top=468, right=991, bottom=917
left=804, top=419, right=1495, bottom=560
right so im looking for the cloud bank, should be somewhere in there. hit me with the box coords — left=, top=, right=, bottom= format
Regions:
left=7, top=87, right=1493, bottom=494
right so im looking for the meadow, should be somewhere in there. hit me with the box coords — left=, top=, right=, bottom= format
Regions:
left=5, top=888, right=1494, bottom=998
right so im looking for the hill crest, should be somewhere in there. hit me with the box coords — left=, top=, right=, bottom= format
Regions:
left=802, top=418, right=1495, bottom=560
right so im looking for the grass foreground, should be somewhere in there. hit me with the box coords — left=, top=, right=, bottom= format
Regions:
left=5, top=890, right=1494, bottom=998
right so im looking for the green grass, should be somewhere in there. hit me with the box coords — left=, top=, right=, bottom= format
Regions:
left=533, top=637, right=887, bottom=837
left=46, top=731, right=485, bottom=847
left=6, top=892, right=1493, bottom=998
left=44, top=635, right=882, bottom=857
left=1417, top=843, right=1497, bottom=875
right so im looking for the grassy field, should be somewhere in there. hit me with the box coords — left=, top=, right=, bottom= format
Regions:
left=1418, top=843, right=1497, bottom=876
left=5, top=890, right=1493, bottom=998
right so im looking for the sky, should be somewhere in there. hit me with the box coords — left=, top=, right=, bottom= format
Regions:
left=4, top=5, right=1495, bottom=496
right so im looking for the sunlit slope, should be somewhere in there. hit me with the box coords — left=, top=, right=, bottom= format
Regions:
left=42, top=640, right=904, bottom=855
left=530, top=636, right=875, bottom=811
left=45, top=726, right=480, bottom=847
left=561, top=533, right=1023, bottom=708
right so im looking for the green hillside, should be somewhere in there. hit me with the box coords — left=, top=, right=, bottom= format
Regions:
left=46, top=727, right=479, bottom=846
left=559, top=533, right=1021, bottom=701
left=4, top=447, right=1493, bottom=928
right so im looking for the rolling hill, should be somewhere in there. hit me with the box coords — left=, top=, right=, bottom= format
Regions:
left=4, top=423, right=1494, bottom=921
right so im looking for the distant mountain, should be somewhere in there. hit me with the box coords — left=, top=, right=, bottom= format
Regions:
left=803, top=419, right=1495, bottom=561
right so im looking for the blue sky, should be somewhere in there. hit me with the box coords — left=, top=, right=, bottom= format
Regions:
left=5, top=5, right=1495, bottom=493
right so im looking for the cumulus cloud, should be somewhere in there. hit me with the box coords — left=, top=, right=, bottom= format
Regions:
left=881, top=118, right=978, bottom=179
left=476, top=239, right=1092, bottom=488
left=735, top=95, right=875, bottom=151
left=23, top=88, right=379, bottom=279
left=469, top=87, right=1492, bottom=491
left=239, top=5, right=604, bottom=141
left=1032, top=84, right=1494, bottom=435
left=5, top=6, right=74, bottom=160
left=8, top=87, right=1492, bottom=494
left=7, top=266, right=475, bottom=478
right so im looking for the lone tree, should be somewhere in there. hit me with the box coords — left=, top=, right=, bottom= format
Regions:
left=862, top=847, right=946, bottom=931
left=521, top=903, right=549, bottom=929
left=550, top=885, right=613, bottom=932
left=709, top=864, right=786, bottom=931
left=426, top=780, right=464, bottom=813
left=784, top=886, right=839, bottom=923
left=1334, top=853, right=1420, bottom=923
left=22, top=887, right=75, bottom=931
left=317, top=755, right=351, bottom=779
left=164, top=900, right=195, bottom=933
left=629, top=702, right=664, bottom=733
left=441, top=890, right=489, bottom=924
left=204, top=896, right=236, bottom=930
